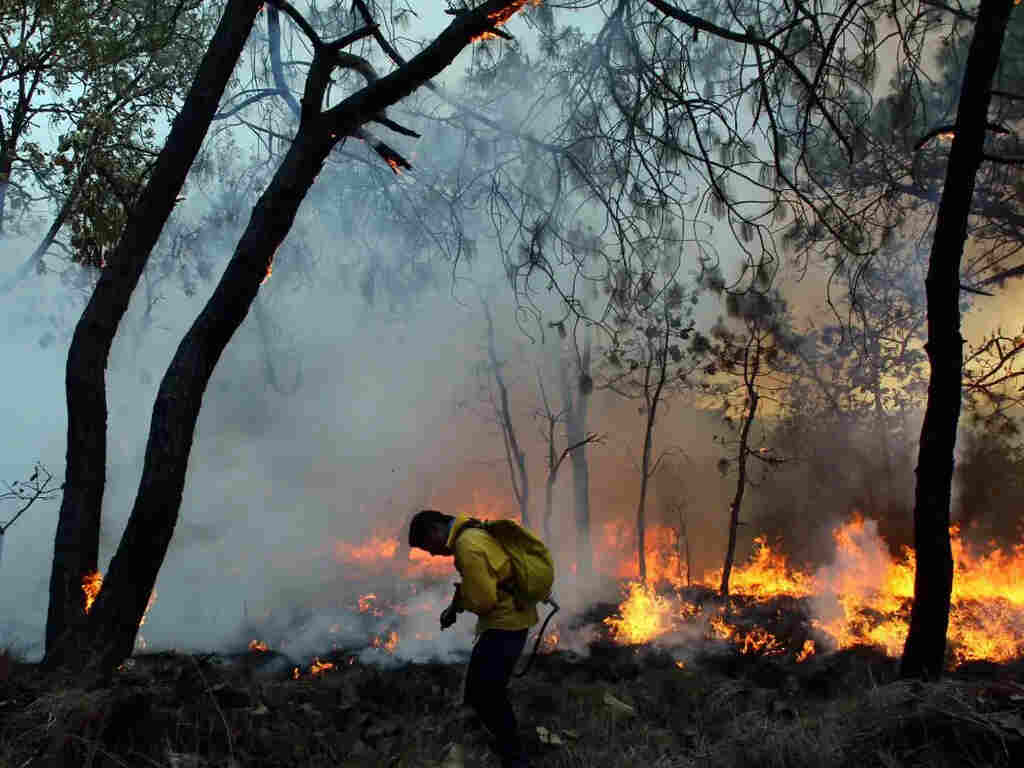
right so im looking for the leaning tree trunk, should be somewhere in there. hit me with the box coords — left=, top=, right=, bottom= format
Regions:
left=900, top=0, right=1014, bottom=681
left=55, top=0, right=524, bottom=673
left=720, top=341, right=760, bottom=599
left=43, top=0, right=264, bottom=664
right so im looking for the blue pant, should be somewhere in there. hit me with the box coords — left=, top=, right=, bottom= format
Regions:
left=464, top=628, right=529, bottom=764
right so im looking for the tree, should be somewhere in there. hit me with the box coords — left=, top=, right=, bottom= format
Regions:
left=900, top=0, right=1017, bottom=680
left=46, top=0, right=538, bottom=673
left=482, top=297, right=532, bottom=527
left=0, top=0, right=212, bottom=286
left=535, top=347, right=601, bottom=543
left=603, top=273, right=699, bottom=582
left=695, top=270, right=795, bottom=597
left=559, top=325, right=597, bottom=585
left=45, top=0, right=265, bottom=663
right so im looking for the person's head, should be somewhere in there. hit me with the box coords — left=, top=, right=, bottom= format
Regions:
left=408, top=509, right=454, bottom=556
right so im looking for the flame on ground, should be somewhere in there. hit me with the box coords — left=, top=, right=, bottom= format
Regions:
left=605, top=516, right=1024, bottom=665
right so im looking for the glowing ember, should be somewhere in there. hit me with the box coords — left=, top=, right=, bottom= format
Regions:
left=82, top=571, right=103, bottom=613
left=385, top=156, right=403, bottom=174
left=537, top=623, right=560, bottom=653
left=249, top=640, right=269, bottom=652
left=371, top=630, right=399, bottom=653
left=311, top=657, right=334, bottom=676
left=292, top=666, right=300, bottom=680
left=796, top=639, right=815, bottom=663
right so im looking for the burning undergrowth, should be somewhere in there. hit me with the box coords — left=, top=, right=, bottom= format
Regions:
left=238, top=512, right=1023, bottom=680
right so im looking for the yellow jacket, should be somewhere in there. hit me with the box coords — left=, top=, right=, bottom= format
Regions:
left=447, top=516, right=539, bottom=633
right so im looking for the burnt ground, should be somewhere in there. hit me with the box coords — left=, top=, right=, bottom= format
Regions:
left=1, top=640, right=1022, bottom=768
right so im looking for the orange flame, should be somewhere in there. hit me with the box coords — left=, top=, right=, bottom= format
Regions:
left=371, top=630, right=399, bottom=653
left=249, top=640, right=269, bottom=652
left=311, top=657, right=334, bottom=676
left=82, top=571, right=103, bottom=613
left=606, top=515, right=1024, bottom=665
left=796, top=639, right=815, bottom=663
left=470, top=0, right=541, bottom=42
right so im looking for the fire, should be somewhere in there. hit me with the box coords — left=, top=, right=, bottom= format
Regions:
left=385, top=156, right=403, bottom=174
left=470, top=0, right=541, bottom=42
left=796, top=639, right=815, bottom=663
left=357, top=593, right=383, bottom=616
left=337, top=536, right=398, bottom=565
left=605, top=514, right=1024, bottom=666
left=604, top=581, right=680, bottom=645
left=311, top=657, right=334, bottom=676
left=249, top=640, right=269, bottom=652
left=82, top=571, right=103, bottom=613
left=704, top=536, right=814, bottom=598
left=371, top=630, right=399, bottom=653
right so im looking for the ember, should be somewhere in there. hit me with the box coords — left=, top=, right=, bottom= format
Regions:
left=310, top=657, right=334, bottom=676
left=371, top=630, right=399, bottom=653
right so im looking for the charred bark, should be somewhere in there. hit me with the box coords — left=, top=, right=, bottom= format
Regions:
left=900, top=0, right=1014, bottom=681
left=720, top=338, right=760, bottom=599
left=53, top=0, right=523, bottom=672
left=43, top=0, right=264, bottom=664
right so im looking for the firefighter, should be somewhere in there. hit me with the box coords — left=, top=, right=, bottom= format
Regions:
left=408, top=509, right=547, bottom=768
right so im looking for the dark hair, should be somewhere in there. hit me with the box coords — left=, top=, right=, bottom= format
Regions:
left=408, top=509, right=451, bottom=548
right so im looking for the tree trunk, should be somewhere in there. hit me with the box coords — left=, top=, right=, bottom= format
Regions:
left=636, top=331, right=669, bottom=584
left=79, top=123, right=337, bottom=670
left=483, top=299, right=530, bottom=527
left=720, top=344, right=760, bottom=599
left=544, top=472, right=555, bottom=544
left=0, top=148, right=13, bottom=235
left=900, top=0, right=1013, bottom=681
left=561, top=333, right=593, bottom=586
left=43, top=0, right=263, bottom=664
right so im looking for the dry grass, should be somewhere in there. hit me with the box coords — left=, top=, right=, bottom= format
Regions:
left=0, top=647, right=1021, bottom=768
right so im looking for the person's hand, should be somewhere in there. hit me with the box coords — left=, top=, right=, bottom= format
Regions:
left=440, top=605, right=457, bottom=630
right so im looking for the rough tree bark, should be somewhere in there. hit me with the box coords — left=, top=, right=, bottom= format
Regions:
left=900, top=0, right=1015, bottom=680
left=52, top=0, right=527, bottom=673
left=44, top=0, right=264, bottom=663
left=720, top=335, right=761, bottom=599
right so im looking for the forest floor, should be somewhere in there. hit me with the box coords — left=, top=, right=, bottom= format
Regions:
left=1, top=641, right=1023, bottom=768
